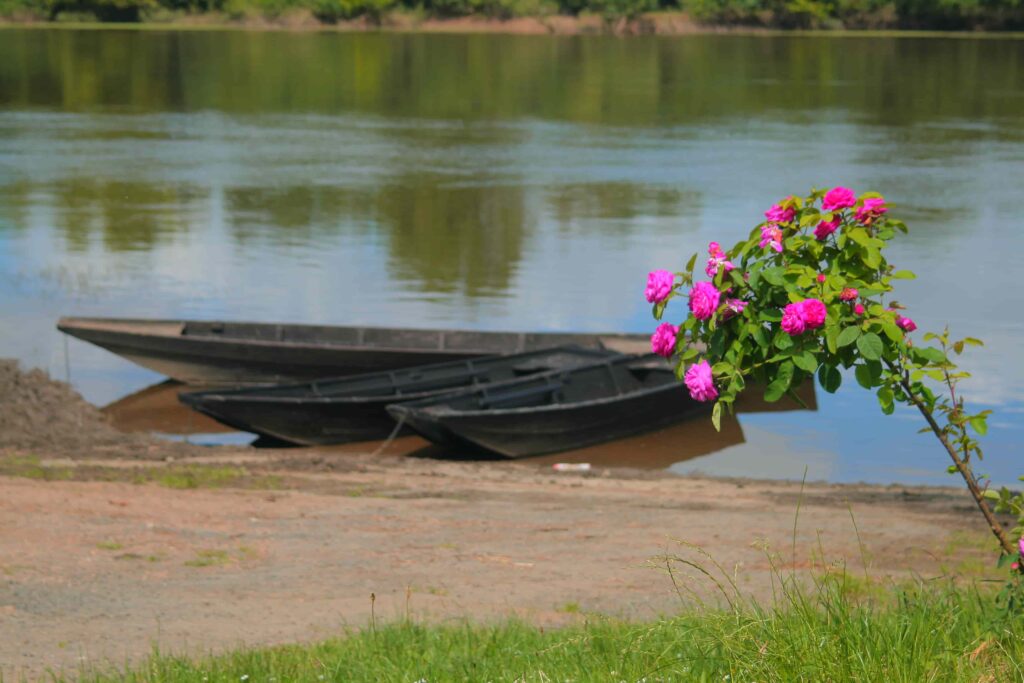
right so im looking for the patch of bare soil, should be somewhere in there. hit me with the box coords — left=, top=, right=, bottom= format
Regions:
left=0, top=359, right=146, bottom=452
left=0, top=360, right=207, bottom=460
left=0, top=362, right=1006, bottom=680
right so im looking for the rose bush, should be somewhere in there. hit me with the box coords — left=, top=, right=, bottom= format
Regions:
left=645, top=186, right=1024, bottom=581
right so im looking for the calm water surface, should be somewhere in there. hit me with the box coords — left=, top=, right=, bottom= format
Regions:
left=1, top=30, right=1022, bottom=485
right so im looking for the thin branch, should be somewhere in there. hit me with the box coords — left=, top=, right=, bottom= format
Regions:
left=887, top=359, right=1013, bottom=555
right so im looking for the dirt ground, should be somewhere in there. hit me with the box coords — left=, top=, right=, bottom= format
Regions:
left=0, top=361, right=1006, bottom=679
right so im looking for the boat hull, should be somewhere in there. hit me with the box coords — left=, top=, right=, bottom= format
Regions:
left=183, top=395, right=412, bottom=445
left=418, top=385, right=708, bottom=458
left=58, top=317, right=649, bottom=385
left=179, top=347, right=618, bottom=445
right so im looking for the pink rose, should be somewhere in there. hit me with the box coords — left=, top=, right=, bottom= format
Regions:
left=854, top=303, right=865, bottom=316
left=688, top=281, right=721, bottom=321
left=759, top=224, right=784, bottom=253
left=764, top=203, right=796, bottom=224
left=781, top=303, right=807, bottom=336
left=839, top=288, right=858, bottom=302
left=855, top=197, right=887, bottom=224
left=814, top=218, right=840, bottom=241
left=822, top=186, right=857, bottom=211
left=721, top=298, right=748, bottom=321
left=684, top=359, right=718, bottom=403
left=1018, top=537, right=1024, bottom=557
left=800, top=299, right=827, bottom=329
left=645, top=269, right=675, bottom=304
left=705, top=241, right=734, bottom=278
left=896, top=315, right=917, bottom=332
left=650, top=323, right=679, bottom=358
left=781, top=299, right=827, bottom=336
left=816, top=273, right=826, bottom=283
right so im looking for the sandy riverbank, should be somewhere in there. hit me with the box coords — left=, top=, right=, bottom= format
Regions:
left=0, top=361, right=1006, bottom=679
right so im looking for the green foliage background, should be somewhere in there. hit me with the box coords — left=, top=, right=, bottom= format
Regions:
left=3, top=0, right=1023, bottom=28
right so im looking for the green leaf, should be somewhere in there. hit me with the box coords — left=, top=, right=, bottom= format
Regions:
left=866, top=360, right=882, bottom=381
left=774, top=330, right=794, bottom=351
left=762, top=267, right=785, bottom=286
left=685, top=252, right=697, bottom=275
left=881, top=323, right=903, bottom=343
left=752, top=325, right=769, bottom=349
left=825, top=326, right=839, bottom=355
left=847, top=228, right=872, bottom=247
left=712, top=401, right=722, bottom=432
left=653, top=301, right=666, bottom=321
left=918, top=347, right=948, bottom=365
left=764, top=361, right=795, bottom=403
left=862, top=246, right=881, bottom=269
left=856, top=332, right=884, bottom=361
left=712, top=361, right=734, bottom=375
left=854, top=364, right=875, bottom=389
left=837, top=326, right=861, bottom=348
left=969, top=416, right=988, bottom=436
left=892, top=270, right=916, bottom=280
left=793, top=351, right=818, bottom=373
left=818, top=365, right=842, bottom=394
left=877, top=386, right=895, bottom=415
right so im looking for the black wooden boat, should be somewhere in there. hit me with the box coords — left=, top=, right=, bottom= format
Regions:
left=178, top=347, right=619, bottom=445
left=387, top=354, right=709, bottom=458
left=56, top=317, right=650, bottom=385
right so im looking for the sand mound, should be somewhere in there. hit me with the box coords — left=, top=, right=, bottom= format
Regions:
left=0, top=359, right=153, bottom=452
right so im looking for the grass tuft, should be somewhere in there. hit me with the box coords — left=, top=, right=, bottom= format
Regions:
left=62, top=576, right=1024, bottom=682
left=184, top=549, right=232, bottom=568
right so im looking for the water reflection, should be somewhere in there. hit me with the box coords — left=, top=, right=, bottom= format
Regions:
left=102, top=380, right=230, bottom=435
left=2, top=32, right=1023, bottom=124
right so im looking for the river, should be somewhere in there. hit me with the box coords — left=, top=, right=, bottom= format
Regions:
left=1, top=29, right=1022, bottom=485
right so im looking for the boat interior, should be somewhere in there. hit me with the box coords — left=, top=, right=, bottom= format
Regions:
left=418, top=356, right=677, bottom=412
left=193, top=347, right=617, bottom=401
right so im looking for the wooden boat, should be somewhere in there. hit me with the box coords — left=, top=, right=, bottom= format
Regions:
left=177, top=347, right=618, bottom=445
left=386, top=354, right=709, bottom=458
left=56, top=317, right=650, bottom=385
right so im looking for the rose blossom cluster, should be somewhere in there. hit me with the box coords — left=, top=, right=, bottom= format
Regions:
left=705, top=242, right=734, bottom=278
left=856, top=197, right=887, bottom=224
left=896, top=315, right=917, bottom=332
left=684, top=360, right=717, bottom=402
left=644, top=269, right=674, bottom=304
left=781, top=299, right=827, bottom=336
left=688, top=280, right=721, bottom=321
left=645, top=186, right=916, bottom=404
left=650, top=322, right=679, bottom=358
left=759, top=223, right=784, bottom=253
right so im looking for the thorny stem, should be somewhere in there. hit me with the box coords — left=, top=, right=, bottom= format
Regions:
left=887, top=359, right=1014, bottom=555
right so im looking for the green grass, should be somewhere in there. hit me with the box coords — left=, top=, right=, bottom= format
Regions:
left=183, top=549, right=232, bottom=568
left=0, top=454, right=284, bottom=491
left=95, top=540, right=124, bottom=551
left=59, top=578, right=1024, bottom=682
left=0, top=454, right=75, bottom=481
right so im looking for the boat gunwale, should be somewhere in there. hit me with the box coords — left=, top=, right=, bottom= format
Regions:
left=58, top=317, right=648, bottom=355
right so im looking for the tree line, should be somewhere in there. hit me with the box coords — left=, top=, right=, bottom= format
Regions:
left=2, top=0, right=1023, bottom=28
